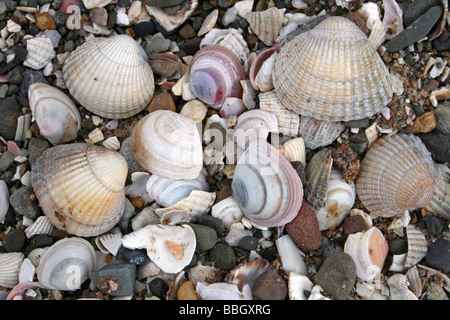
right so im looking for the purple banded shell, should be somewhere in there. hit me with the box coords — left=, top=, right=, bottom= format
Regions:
left=249, top=46, right=280, bottom=91
left=189, top=45, right=245, bottom=109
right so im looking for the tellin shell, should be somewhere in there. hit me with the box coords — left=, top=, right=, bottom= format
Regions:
left=62, top=35, right=154, bottom=119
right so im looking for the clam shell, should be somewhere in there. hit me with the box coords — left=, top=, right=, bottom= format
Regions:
left=259, top=91, right=300, bottom=137
left=36, top=237, right=96, bottom=291
left=28, top=82, right=81, bottom=145
left=299, top=116, right=345, bottom=150
left=0, top=180, right=9, bottom=223
left=356, top=133, right=435, bottom=218
left=195, top=282, right=252, bottom=300
left=249, top=47, right=280, bottom=91
left=23, top=37, right=55, bottom=70
left=246, top=7, right=286, bottom=46
left=272, top=16, right=393, bottom=122
left=387, top=273, right=418, bottom=300
left=0, top=252, right=24, bottom=289
left=62, top=35, right=154, bottom=119
left=424, top=163, right=450, bottom=220
left=304, top=148, right=333, bottom=209
left=231, top=139, right=303, bottom=228
left=121, top=224, right=196, bottom=274
left=279, top=137, right=306, bottom=165
left=211, top=196, right=244, bottom=229
left=233, top=109, right=278, bottom=150
left=344, top=227, right=389, bottom=281
left=24, top=215, right=54, bottom=238
left=288, top=272, right=313, bottom=300
left=145, top=0, right=198, bottom=32
left=30, top=143, right=128, bottom=237
left=131, top=110, right=203, bottom=180
left=405, top=225, right=427, bottom=268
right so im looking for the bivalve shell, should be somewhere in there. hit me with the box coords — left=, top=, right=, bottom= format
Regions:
left=299, top=116, right=345, bottom=150
left=0, top=252, right=24, bottom=289
left=246, top=7, right=286, bottom=46
left=272, top=16, right=393, bottom=122
left=424, top=163, right=450, bottom=220
left=211, top=196, right=244, bottom=228
left=131, top=110, right=203, bottom=180
left=405, top=225, right=427, bottom=268
left=145, top=0, right=198, bottom=32
left=30, top=143, right=128, bottom=237
left=279, top=137, right=306, bottom=165
left=233, top=109, right=278, bottom=150
left=304, top=148, right=333, bottom=209
left=62, top=35, right=154, bottom=119
left=23, top=37, right=55, bottom=70
left=356, top=133, right=435, bottom=218
left=387, top=273, right=418, bottom=300
left=196, top=282, right=252, bottom=300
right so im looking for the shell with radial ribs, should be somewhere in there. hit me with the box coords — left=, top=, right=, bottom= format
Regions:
left=131, top=110, right=203, bottom=180
left=231, top=139, right=303, bottom=228
left=23, top=37, right=55, bottom=70
left=272, top=16, right=393, bottom=122
left=28, top=82, right=81, bottom=145
left=304, top=148, right=333, bottom=209
left=0, top=252, right=24, bottom=288
left=246, top=7, right=286, bottom=46
left=355, top=133, right=435, bottom=218
left=30, top=143, right=128, bottom=237
left=62, top=35, right=154, bottom=119
left=405, top=225, right=427, bottom=268
left=299, top=116, right=345, bottom=150
left=424, top=163, right=449, bottom=220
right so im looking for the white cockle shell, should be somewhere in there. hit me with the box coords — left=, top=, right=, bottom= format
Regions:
left=424, top=163, right=450, bottom=220
left=28, top=82, right=81, bottom=145
left=62, top=35, right=154, bottom=119
left=211, top=196, right=244, bottom=229
left=0, top=252, right=24, bottom=289
left=23, top=37, right=55, bottom=70
left=246, top=7, right=286, bottom=46
left=131, top=110, right=203, bottom=180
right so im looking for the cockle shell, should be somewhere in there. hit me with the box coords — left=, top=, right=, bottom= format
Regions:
left=62, top=35, right=154, bottom=119
left=211, top=196, right=244, bottom=229
left=231, top=139, right=303, bottom=228
left=0, top=252, right=24, bottom=288
left=299, top=116, right=345, bottom=150
left=145, top=0, right=198, bottom=32
left=131, top=110, right=203, bottom=180
left=304, top=148, right=333, bottom=209
left=24, top=215, right=54, bottom=238
left=28, top=82, right=81, bottom=145
left=279, top=137, right=306, bottom=165
left=387, top=273, right=418, bottom=300
left=30, top=143, right=128, bottom=237
left=95, top=230, right=123, bottom=256
left=356, top=133, right=435, bottom=218
left=272, top=16, right=393, bottom=122
left=36, top=237, right=96, bottom=291
left=23, top=37, right=55, bottom=70
left=121, top=224, right=196, bottom=274
left=344, top=227, right=389, bottom=281
left=424, top=163, right=450, bottom=220
left=189, top=45, right=245, bottom=110
left=233, top=109, right=278, bottom=150
left=246, top=7, right=286, bottom=46
left=405, top=225, right=427, bottom=268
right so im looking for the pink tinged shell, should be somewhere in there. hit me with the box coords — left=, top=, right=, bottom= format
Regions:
left=219, top=97, right=246, bottom=118
left=249, top=46, right=280, bottom=91
left=226, top=258, right=271, bottom=290
left=189, top=45, right=245, bottom=110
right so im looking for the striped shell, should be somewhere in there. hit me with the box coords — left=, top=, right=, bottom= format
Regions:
left=273, top=16, right=393, bottom=122
left=356, top=133, right=435, bottom=218
left=299, top=116, right=345, bottom=150
left=62, top=35, right=154, bottom=119
left=30, top=143, right=128, bottom=237
left=24, top=215, right=54, bottom=238
left=304, top=148, right=333, bottom=209
left=0, top=252, right=24, bottom=288
left=405, top=225, right=427, bottom=268
left=424, top=163, right=449, bottom=220
left=23, top=37, right=55, bottom=70
left=246, top=7, right=286, bottom=46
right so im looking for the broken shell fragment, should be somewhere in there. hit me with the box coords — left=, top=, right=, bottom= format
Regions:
left=304, top=148, right=333, bottom=209
left=195, top=282, right=252, bottom=300
left=424, top=163, right=450, bottom=220
left=23, top=37, right=55, bottom=70
left=299, top=116, right=345, bottom=150
left=145, top=0, right=198, bottom=32
left=246, top=7, right=286, bottom=46
left=387, top=273, right=418, bottom=300
left=405, top=225, right=427, bottom=268
left=249, top=47, right=280, bottom=91
left=233, top=109, right=278, bottom=149
left=0, top=252, right=24, bottom=289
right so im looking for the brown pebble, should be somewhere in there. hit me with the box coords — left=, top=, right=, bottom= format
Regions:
left=252, top=268, right=287, bottom=300
left=177, top=280, right=198, bottom=300
left=146, top=92, right=176, bottom=113
left=405, top=111, right=436, bottom=133
left=179, top=23, right=196, bottom=39
left=35, top=12, right=56, bottom=30
left=331, top=144, right=358, bottom=172
left=131, top=196, right=144, bottom=208
left=148, top=53, right=180, bottom=78
left=423, top=79, right=440, bottom=92
left=342, top=215, right=368, bottom=242
left=113, top=128, right=130, bottom=139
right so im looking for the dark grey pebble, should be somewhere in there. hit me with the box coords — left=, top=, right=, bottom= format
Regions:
left=34, top=234, right=53, bottom=248
left=252, top=268, right=287, bottom=300
left=28, top=138, right=50, bottom=167
left=9, top=186, right=41, bottom=219
left=426, top=239, right=450, bottom=273
left=433, top=103, right=450, bottom=135
left=432, top=33, right=450, bottom=51
left=238, top=236, right=258, bottom=251
left=343, top=118, right=370, bottom=128
left=403, top=0, right=440, bottom=27
left=417, top=132, right=450, bottom=162
left=89, top=260, right=137, bottom=296
left=134, top=20, right=156, bottom=38
left=117, top=246, right=150, bottom=265
left=192, top=215, right=226, bottom=237
left=142, top=0, right=184, bottom=8
left=385, top=6, right=443, bottom=52
left=0, top=96, right=22, bottom=140
left=2, top=228, right=26, bottom=252
left=148, top=277, right=169, bottom=299
left=19, top=70, right=48, bottom=97
left=0, top=151, right=15, bottom=171
left=320, top=237, right=343, bottom=263
left=424, top=215, right=444, bottom=235
left=185, top=223, right=217, bottom=251
left=389, top=238, right=408, bottom=255
left=209, top=242, right=236, bottom=270
left=314, top=252, right=357, bottom=300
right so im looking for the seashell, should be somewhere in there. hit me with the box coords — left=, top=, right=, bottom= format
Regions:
left=179, top=100, right=208, bottom=123
left=253, top=51, right=278, bottom=93
left=355, top=133, right=435, bottom=218
left=426, top=280, right=448, bottom=300
left=195, top=282, right=252, bottom=300
left=219, top=97, right=246, bottom=118
left=24, top=215, right=54, bottom=238
left=211, top=196, right=244, bottom=229
left=28, top=82, right=81, bottom=145
left=288, top=272, right=313, bottom=300
left=344, top=227, right=389, bottom=282
left=304, top=148, right=333, bottom=209
left=189, top=45, right=245, bottom=110
left=0, top=180, right=9, bottom=223
left=246, top=7, right=286, bottom=46
left=386, top=273, right=418, bottom=300
left=82, top=0, right=111, bottom=9
left=197, top=9, right=218, bottom=36
left=19, top=258, right=36, bottom=284
left=27, top=248, right=48, bottom=268
left=259, top=91, right=300, bottom=137
left=226, top=258, right=270, bottom=289
left=308, top=285, right=332, bottom=300
left=146, top=169, right=209, bottom=208
left=424, top=163, right=450, bottom=220
left=188, top=263, right=220, bottom=286
left=137, top=261, right=161, bottom=280
left=382, top=0, right=404, bottom=40
left=145, top=0, right=198, bottom=32
left=121, top=224, right=196, bottom=274
left=279, top=137, right=306, bottom=165
left=36, top=237, right=96, bottom=291
left=313, top=168, right=356, bottom=231
left=103, top=136, right=120, bottom=150
left=5, top=281, right=49, bottom=300
left=406, top=266, right=422, bottom=298
left=62, top=35, right=154, bottom=119
left=0, top=252, right=24, bottom=288
left=272, top=16, right=393, bottom=122
left=131, top=110, right=203, bottom=180
left=130, top=203, right=160, bottom=231
left=23, top=37, right=55, bottom=70
left=224, top=222, right=253, bottom=246
left=241, top=79, right=257, bottom=109
left=95, top=231, right=122, bottom=256
left=299, top=116, right=345, bottom=150
left=405, top=225, right=428, bottom=268
left=30, top=143, right=128, bottom=237
left=231, top=139, right=303, bottom=228
left=233, top=109, right=278, bottom=150
left=217, top=29, right=251, bottom=73
left=249, top=47, right=280, bottom=91
left=275, top=234, right=307, bottom=275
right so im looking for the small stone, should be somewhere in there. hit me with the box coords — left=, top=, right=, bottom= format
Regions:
left=148, top=53, right=179, bottom=78
left=238, top=236, right=258, bottom=251
left=9, top=186, right=41, bottom=219
left=252, top=268, right=287, bottom=300
left=432, top=32, right=450, bottom=51
left=285, top=200, right=322, bottom=251
left=20, top=70, right=48, bottom=97
left=342, top=215, right=368, bottom=241
left=177, top=280, right=198, bottom=300
left=403, top=0, right=440, bottom=27
left=320, top=237, right=343, bottom=264
left=0, top=151, right=15, bottom=171
left=117, top=246, right=150, bottom=265
left=27, top=138, right=50, bottom=166
left=35, top=12, right=56, bottom=30
left=424, top=215, right=444, bottom=236
left=433, top=103, right=450, bottom=135
left=142, top=0, right=184, bottom=7
left=185, top=223, right=217, bottom=251
left=0, top=96, right=22, bottom=141
left=425, top=239, right=450, bottom=273
left=404, top=112, right=436, bottom=133
left=417, top=132, right=450, bottom=162
left=134, top=20, right=155, bottom=38
left=191, top=215, right=226, bottom=237
left=89, top=260, right=137, bottom=296
left=146, top=92, right=176, bottom=113
left=389, top=238, right=408, bottom=255
left=148, top=277, right=169, bottom=299
left=34, top=234, right=54, bottom=248
left=331, top=144, right=359, bottom=172
left=89, top=7, right=108, bottom=26
left=2, top=228, right=26, bottom=252
left=314, top=252, right=357, bottom=300
left=209, top=242, right=236, bottom=270
left=179, top=23, right=196, bottom=39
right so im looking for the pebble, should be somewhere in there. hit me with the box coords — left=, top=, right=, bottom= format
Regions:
left=148, top=277, right=169, bottom=299
left=117, top=246, right=150, bottom=265
left=134, top=20, right=156, bottom=38
left=314, top=252, right=357, bottom=300
left=185, top=223, right=217, bottom=251
left=177, top=280, right=198, bottom=300
left=2, top=228, right=26, bottom=252
left=417, top=132, right=450, bottom=162
left=424, top=215, right=444, bottom=236
left=385, top=6, right=443, bottom=52
left=34, top=234, right=53, bottom=248
left=0, top=96, right=22, bottom=140
left=191, top=215, right=226, bottom=237
left=342, top=215, right=368, bottom=241
left=89, top=260, right=137, bottom=296
left=425, top=239, right=450, bottom=273
left=35, top=12, right=56, bottom=30
left=148, top=53, right=179, bottom=78
left=19, top=70, right=48, bottom=96
left=433, top=103, right=450, bottom=135
left=209, top=242, right=236, bottom=270
left=432, top=32, right=450, bottom=51
left=9, top=186, right=41, bottom=219
left=143, top=0, right=184, bottom=7
left=237, top=236, right=258, bottom=251
left=404, top=111, right=436, bottom=133
left=389, top=238, right=408, bottom=255
left=27, top=138, right=50, bottom=166
left=285, top=200, right=322, bottom=251
left=403, top=0, right=440, bottom=27
left=146, top=91, right=176, bottom=113
left=252, top=268, right=287, bottom=300
left=0, top=151, right=15, bottom=171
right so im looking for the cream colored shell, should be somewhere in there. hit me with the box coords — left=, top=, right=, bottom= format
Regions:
left=0, top=252, right=24, bottom=289
left=246, top=7, right=286, bottom=46
left=62, top=35, right=154, bottom=119
left=30, top=143, right=128, bottom=237
left=273, top=16, right=393, bottom=122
